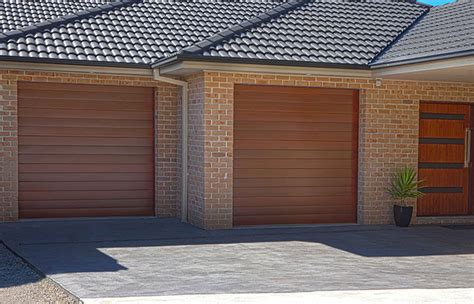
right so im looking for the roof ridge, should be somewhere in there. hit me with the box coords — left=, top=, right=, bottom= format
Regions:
left=176, top=0, right=310, bottom=57
left=0, top=0, right=141, bottom=43
left=369, top=5, right=430, bottom=65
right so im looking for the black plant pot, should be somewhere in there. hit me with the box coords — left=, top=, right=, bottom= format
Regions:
left=393, top=205, right=413, bottom=227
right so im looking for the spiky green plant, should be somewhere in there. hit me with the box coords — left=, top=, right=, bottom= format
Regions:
left=387, top=167, right=424, bottom=206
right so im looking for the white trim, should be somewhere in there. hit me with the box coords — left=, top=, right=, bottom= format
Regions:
left=159, top=61, right=373, bottom=78
left=372, top=56, right=474, bottom=77
left=0, top=61, right=153, bottom=76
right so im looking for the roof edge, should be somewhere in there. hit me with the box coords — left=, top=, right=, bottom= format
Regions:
left=369, top=5, right=430, bottom=65
left=370, top=50, right=474, bottom=69
left=0, top=55, right=151, bottom=69
left=151, top=0, right=310, bottom=67
left=155, top=53, right=371, bottom=71
left=0, top=0, right=142, bottom=43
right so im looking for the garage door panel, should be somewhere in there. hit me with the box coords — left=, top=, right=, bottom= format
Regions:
left=234, top=204, right=355, bottom=216
left=19, top=108, right=152, bottom=120
left=19, top=154, right=153, bottom=164
left=19, top=146, right=152, bottom=155
left=20, top=207, right=154, bottom=219
left=234, top=177, right=354, bottom=188
left=234, top=159, right=353, bottom=169
left=19, top=199, right=154, bottom=210
left=20, top=136, right=152, bottom=146
left=234, top=213, right=356, bottom=226
left=234, top=85, right=358, bottom=225
left=19, top=126, right=152, bottom=138
left=235, top=110, right=352, bottom=123
left=19, top=89, right=152, bottom=102
left=234, top=186, right=353, bottom=197
left=20, top=82, right=152, bottom=95
left=20, top=98, right=152, bottom=111
left=235, top=130, right=352, bottom=141
left=235, top=91, right=353, bottom=104
left=236, top=85, right=354, bottom=95
left=235, top=121, right=352, bottom=132
left=18, top=82, right=154, bottom=218
left=19, top=190, right=154, bottom=201
left=236, top=101, right=353, bottom=113
left=19, top=172, right=153, bottom=182
left=234, top=195, right=354, bottom=207
left=20, top=117, right=152, bottom=128
left=234, top=150, right=352, bottom=159
left=235, top=140, right=353, bottom=150
left=20, top=181, right=153, bottom=191
left=20, top=163, right=152, bottom=173
left=234, top=168, right=353, bottom=178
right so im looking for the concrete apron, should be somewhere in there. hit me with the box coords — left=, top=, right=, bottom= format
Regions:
left=83, top=288, right=474, bottom=304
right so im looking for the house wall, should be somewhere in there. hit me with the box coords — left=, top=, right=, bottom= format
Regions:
left=2, top=68, right=474, bottom=229
left=0, top=68, right=180, bottom=221
left=187, top=71, right=474, bottom=229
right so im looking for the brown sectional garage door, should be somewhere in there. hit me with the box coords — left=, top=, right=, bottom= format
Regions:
left=234, top=85, right=358, bottom=226
left=18, top=82, right=154, bottom=218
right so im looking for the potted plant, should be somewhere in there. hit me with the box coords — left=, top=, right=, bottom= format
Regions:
left=387, top=167, right=424, bottom=227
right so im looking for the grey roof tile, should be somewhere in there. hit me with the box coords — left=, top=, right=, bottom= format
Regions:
left=0, top=0, right=111, bottom=33
left=195, top=0, right=426, bottom=66
left=0, top=0, right=282, bottom=66
left=373, top=0, right=474, bottom=65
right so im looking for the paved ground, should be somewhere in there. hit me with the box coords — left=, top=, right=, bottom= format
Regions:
left=0, top=243, right=80, bottom=304
left=0, top=218, right=473, bottom=303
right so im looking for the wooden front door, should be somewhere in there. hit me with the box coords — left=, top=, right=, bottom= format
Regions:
left=418, top=102, right=471, bottom=216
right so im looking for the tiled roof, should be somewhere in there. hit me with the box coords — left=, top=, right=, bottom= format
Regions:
left=0, top=0, right=470, bottom=69
left=181, top=0, right=427, bottom=66
left=0, top=0, right=112, bottom=33
left=373, top=0, right=474, bottom=66
left=0, top=0, right=283, bottom=66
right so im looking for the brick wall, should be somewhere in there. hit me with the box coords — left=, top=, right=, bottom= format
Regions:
left=186, top=73, right=206, bottom=228
left=190, top=71, right=474, bottom=229
left=0, top=68, right=180, bottom=221
left=2, top=67, right=474, bottom=229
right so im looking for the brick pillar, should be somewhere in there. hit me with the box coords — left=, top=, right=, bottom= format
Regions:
left=0, top=71, right=19, bottom=221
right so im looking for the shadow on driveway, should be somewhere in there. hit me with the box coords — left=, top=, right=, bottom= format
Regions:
left=0, top=218, right=473, bottom=298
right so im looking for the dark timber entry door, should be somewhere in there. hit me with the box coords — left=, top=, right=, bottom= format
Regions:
left=418, top=102, right=471, bottom=216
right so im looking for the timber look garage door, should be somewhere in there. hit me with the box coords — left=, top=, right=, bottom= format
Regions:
left=18, top=82, right=154, bottom=218
left=234, top=85, right=359, bottom=226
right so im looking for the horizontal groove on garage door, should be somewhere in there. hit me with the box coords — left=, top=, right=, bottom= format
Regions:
left=234, top=85, right=358, bottom=226
left=18, top=82, right=154, bottom=218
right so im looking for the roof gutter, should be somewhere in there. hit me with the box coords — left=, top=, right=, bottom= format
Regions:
left=152, top=69, right=189, bottom=223
left=152, top=53, right=371, bottom=71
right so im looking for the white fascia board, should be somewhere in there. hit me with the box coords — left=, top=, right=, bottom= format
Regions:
left=0, top=61, right=153, bottom=76
left=159, top=60, right=373, bottom=78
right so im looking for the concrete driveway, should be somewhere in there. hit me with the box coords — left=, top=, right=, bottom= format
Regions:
left=0, top=218, right=473, bottom=303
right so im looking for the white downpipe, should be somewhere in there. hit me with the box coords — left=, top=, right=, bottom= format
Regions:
left=153, top=69, right=189, bottom=222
